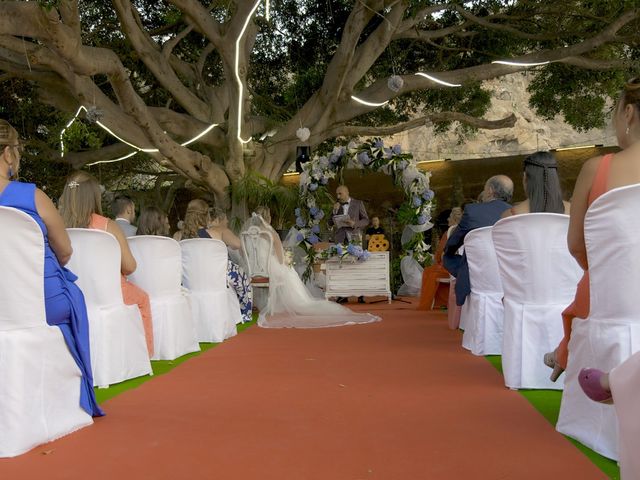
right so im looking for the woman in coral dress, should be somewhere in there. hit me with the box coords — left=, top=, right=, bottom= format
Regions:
left=545, top=77, right=640, bottom=380
left=59, top=171, right=154, bottom=357
left=417, top=207, right=462, bottom=310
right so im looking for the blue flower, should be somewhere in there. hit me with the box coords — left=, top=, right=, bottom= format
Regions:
left=308, top=234, right=319, bottom=245
left=335, top=244, right=343, bottom=256
left=320, top=177, right=328, bottom=185
left=309, top=183, right=318, bottom=191
left=296, top=233, right=304, bottom=242
left=374, top=139, right=384, bottom=148
left=422, top=189, right=434, bottom=201
left=412, top=196, right=422, bottom=208
left=357, top=151, right=371, bottom=165
left=310, top=206, right=319, bottom=216
left=294, top=208, right=301, bottom=216
left=392, top=144, right=402, bottom=155
left=417, top=215, right=427, bottom=225
left=296, top=217, right=306, bottom=228
left=314, top=210, right=325, bottom=220
left=360, top=250, right=371, bottom=260
left=383, top=148, right=392, bottom=159
left=329, top=153, right=339, bottom=164
left=311, top=225, right=320, bottom=234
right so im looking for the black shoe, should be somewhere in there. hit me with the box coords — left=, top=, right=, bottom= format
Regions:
left=336, top=297, right=348, bottom=304
left=358, top=296, right=365, bottom=304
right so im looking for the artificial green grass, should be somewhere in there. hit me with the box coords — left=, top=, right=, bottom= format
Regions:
left=485, top=355, right=620, bottom=479
left=94, top=319, right=256, bottom=404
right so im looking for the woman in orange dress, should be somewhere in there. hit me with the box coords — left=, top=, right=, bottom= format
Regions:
left=417, top=207, right=462, bottom=310
left=59, top=171, right=154, bottom=357
left=545, top=77, right=640, bottom=380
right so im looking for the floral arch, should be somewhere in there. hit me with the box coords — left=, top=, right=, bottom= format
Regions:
left=292, top=138, right=435, bottom=281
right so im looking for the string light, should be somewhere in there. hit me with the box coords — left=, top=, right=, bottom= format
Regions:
left=60, top=105, right=220, bottom=165
left=415, top=73, right=461, bottom=88
left=350, top=95, right=389, bottom=107
left=265, top=0, right=270, bottom=21
left=235, top=0, right=262, bottom=144
left=491, top=60, right=550, bottom=67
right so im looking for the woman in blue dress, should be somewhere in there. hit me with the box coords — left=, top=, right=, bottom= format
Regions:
left=0, top=119, right=103, bottom=417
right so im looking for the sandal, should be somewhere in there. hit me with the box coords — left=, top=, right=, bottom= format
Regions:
left=543, top=350, right=565, bottom=382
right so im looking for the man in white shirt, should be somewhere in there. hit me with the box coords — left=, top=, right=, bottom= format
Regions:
left=112, top=194, right=138, bottom=237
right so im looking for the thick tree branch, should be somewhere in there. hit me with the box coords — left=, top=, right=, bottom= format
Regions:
left=326, top=113, right=517, bottom=138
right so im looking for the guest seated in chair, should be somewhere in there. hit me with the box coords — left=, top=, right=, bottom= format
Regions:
left=59, top=171, right=154, bottom=357
left=443, top=175, right=513, bottom=307
left=501, top=151, right=570, bottom=218
left=176, top=199, right=253, bottom=323
left=417, top=207, right=462, bottom=310
left=111, top=194, right=137, bottom=236
left=0, top=120, right=103, bottom=417
left=544, top=77, right=640, bottom=381
left=137, top=206, right=170, bottom=236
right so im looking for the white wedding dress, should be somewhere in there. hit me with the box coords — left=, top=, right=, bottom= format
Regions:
left=242, top=214, right=381, bottom=328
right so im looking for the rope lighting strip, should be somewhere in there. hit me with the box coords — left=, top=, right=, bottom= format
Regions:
left=350, top=95, right=389, bottom=107
left=60, top=105, right=219, bottom=165
left=234, top=0, right=263, bottom=144
left=415, top=72, right=461, bottom=87
left=491, top=60, right=550, bottom=67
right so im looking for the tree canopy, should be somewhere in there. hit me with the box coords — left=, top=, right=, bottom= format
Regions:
left=0, top=0, right=638, bottom=205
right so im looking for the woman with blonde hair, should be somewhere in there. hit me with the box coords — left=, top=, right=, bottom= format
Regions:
left=59, top=171, right=154, bottom=357
left=0, top=120, right=102, bottom=416
left=173, top=198, right=208, bottom=241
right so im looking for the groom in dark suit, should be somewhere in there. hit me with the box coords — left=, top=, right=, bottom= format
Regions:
left=328, top=185, right=369, bottom=244
left=443, top=175, right=513, bottom=307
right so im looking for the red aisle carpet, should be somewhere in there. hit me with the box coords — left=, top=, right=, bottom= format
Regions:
left=1, top=300, right=605, bottom=479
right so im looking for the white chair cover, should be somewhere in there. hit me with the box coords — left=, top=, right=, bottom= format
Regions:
left=557, top=185, right=640, bottom=460
left=492, top=214, right=580, bottom=390
left=180, top=239, right=239, bottom=342
left=66, top=228, right=152, bottom=387
left=127, top=236, right=200, bottom=360
left=460, top=226, right=504, bottom=355
left=0, top=207, right=92, bottom=457
left=610, top=351, right=640, bottom=479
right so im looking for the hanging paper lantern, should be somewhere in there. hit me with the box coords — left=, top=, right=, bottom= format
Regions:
left=296, top=127, right=310, bottom=142
left=387, top=75, right=404, bottom=92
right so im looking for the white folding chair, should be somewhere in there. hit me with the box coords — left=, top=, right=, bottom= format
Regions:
left=66, top=228, right=152, bottom=388
left=240, top=226, right=273, bottom=310
left=557, top=184, right=640, bottom=460
left=128, top=236, right=200, bottom=360
left=493, top=214, right=581, bottom=390
left=180, top=238, right=239, bottom=342
left=0, top=207, right=92, bottom=457
left=460, top=226, right=504, bottom=355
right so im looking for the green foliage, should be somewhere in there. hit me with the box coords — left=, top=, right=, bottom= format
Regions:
left=528, top=61, right=633, bottom=131
left=231, top=171, right=299, bottom=229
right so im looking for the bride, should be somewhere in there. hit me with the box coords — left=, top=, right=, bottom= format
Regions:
left=242, top=207, right=381, bottom=328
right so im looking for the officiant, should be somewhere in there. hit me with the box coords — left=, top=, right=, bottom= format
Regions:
left=328, top=185, right=369, bottom=244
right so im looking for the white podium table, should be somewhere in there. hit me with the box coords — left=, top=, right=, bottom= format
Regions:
left=324, top=252, right=391, bottom=303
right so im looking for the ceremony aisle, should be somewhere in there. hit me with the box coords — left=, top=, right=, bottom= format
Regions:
left=0, top=302, right=607, bottom=479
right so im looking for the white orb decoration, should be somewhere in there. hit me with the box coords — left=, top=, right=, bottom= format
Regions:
left=296, top=127, right=311, bottom=142
left=387, top=75, right=404, bottom=92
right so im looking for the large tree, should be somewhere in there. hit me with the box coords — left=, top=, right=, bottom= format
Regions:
left=0, top=0, right=638, bottom=206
